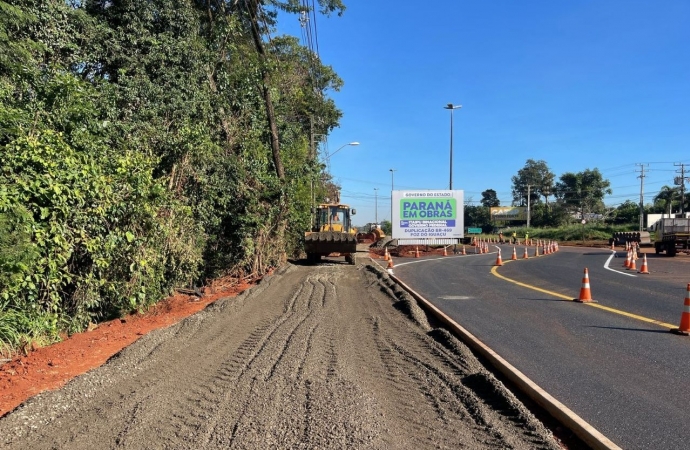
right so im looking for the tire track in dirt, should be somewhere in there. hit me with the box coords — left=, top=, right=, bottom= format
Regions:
left=0, top=263, right=564, bottom=450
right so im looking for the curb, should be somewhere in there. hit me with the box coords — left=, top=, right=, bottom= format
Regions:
left=378, top=259, right=621, bottom=450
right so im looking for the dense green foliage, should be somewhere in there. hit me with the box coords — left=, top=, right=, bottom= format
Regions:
left=0, top=0, right=344, bottom=354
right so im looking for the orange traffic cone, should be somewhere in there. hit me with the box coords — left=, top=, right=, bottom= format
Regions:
left=574, top=268, right=596, bottom=303
left=671, top=284, right=690, bottom=335
left=638, top=254, right=649, bottom=274
left=628, top=256, right=637, bottom=271
left=415, top=247, right=420, bottom=258
left=534, top=246, right=540, bottom=257
left=495, top=250, right=503, bottom=266
left=384, top=248, right=389, bottom=261
left=443, top=246, right=448, bottom=256
left=610, top=241, right=615, bottom=250
left=511, top=247, right=517, bottom=260
left=474, top=244, right=478, bottom=254
left=523, top=247, right=529, bottom=259
left=623, top=251, right=631, bottom=268
left=462, top=245, right=466, bottom=255
left=387, top=257, right=394, bottom=270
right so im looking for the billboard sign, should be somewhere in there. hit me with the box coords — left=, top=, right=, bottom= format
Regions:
left=490, top=206, right=527, bottom=221
left=392, top=190, right=464, bottom=240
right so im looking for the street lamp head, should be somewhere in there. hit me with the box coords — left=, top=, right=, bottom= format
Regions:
left=326, top=141, right=361, bottom=159
left=444, top=103, right=462, bottom=110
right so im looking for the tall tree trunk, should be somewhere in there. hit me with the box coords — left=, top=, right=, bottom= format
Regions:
left=246, top=0, right=285, bottom=180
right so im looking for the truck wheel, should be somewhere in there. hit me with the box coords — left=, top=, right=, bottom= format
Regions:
left=346, top=253, right=357, bottom=265
left=668, top=246, right=677, bottom=257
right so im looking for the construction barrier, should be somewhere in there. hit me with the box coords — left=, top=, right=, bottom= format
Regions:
left=574, top=268, right=596, bottom=303
left=671, top=284, right=690, bottom=336
left=638, top=254, right=649, bottom=274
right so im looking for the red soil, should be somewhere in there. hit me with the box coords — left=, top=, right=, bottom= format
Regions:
left=0, top=279, right=255, bottom=417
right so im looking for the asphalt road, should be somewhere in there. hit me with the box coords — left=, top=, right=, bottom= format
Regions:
left=391, top=245, right=690, bottom=450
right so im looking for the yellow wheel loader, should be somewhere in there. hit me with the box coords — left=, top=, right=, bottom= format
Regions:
left=305, top=203, right=358, bottom=265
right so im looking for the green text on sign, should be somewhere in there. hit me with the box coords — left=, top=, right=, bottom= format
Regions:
left=467, top=227, right=482, bottom=234
left=400, top=198, right=456, bottom=219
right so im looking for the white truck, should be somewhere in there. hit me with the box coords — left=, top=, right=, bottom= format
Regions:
left=651, top=217, right=690, bottom=256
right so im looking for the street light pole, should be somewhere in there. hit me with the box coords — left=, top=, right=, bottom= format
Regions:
left=389, top=169, right=397, bottom=224
left=322, top=141, right=359, bottom=203
left=326, top=141, right=360, bottom=160
left=374, top=188, right=378, bottom=225
left=444, top=103, right=462, bottom=190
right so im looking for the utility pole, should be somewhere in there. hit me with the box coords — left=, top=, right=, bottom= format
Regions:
left=526, top=185, right=531, bottom=228
left=675, top=163, right=686, bottom=216
left=636, top=164, right=647, bottom=230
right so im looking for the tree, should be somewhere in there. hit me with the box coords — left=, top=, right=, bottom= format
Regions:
left=480, top=189, right=500, bottom=207
left=653, top=185, right=680, bottom=215
left=554, top=168, right=612, bottom=217
left=379, top=220, right=392, bottom=236
left=464, top=205, right=491, bottom=231
left=511, top=159, right=555, bottom=207
left=614, top=200, right=639, bottom=225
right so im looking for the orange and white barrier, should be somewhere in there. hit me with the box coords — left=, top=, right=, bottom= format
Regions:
left=638, top=253, right=649, bottom=274
left=671, top=284, right=690, bottom=335
left=495, top=250, right=503, bottom=266
left=574, top=268, right=596, bottom=303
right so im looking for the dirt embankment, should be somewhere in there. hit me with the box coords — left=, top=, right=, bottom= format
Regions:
left=0, top=262, right=563, bottom=449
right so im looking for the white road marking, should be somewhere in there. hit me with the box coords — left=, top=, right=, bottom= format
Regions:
left=604, top=250, right=637, bottom=277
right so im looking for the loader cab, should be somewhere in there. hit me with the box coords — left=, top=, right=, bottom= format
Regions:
left=315, top=205, right=355, bottom=233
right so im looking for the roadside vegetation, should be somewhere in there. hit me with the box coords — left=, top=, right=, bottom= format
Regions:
left=464, top=159, right=685, bottom=241
left=0, top=0, right=345, bottom=355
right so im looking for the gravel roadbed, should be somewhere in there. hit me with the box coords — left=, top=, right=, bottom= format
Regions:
left=0, top=262, right=563, bottom=449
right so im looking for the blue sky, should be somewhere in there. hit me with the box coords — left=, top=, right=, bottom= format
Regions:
left=278, top=1, right=690, bottom=225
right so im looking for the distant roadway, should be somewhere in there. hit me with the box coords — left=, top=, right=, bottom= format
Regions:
left=391, top=245, right=690, bottom=450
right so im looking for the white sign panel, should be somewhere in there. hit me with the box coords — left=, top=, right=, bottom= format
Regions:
left=392, top=190, right=464, bottom=240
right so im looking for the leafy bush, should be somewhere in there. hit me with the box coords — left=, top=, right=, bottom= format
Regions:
left=0, top=131, right=203, bottom=342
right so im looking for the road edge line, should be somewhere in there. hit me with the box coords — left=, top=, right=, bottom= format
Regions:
left=386, top=270, right=622, bottom=450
